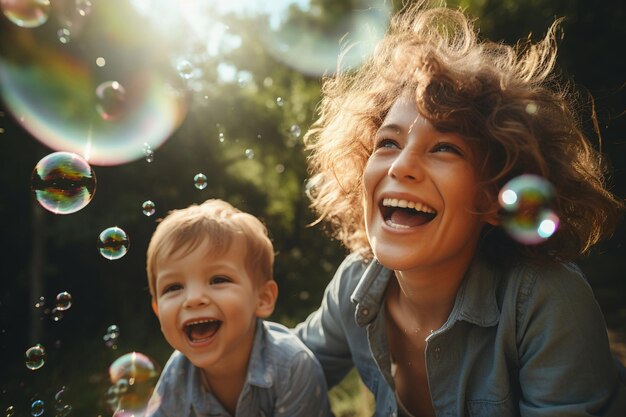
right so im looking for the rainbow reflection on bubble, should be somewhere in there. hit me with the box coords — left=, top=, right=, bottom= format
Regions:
left=107, top=352, right=160, bottom=416
left=25, top=344, right=46, bottom=370
left=98, top=227, right=130, bottom=260
left=0, top=0, right=50, bottom=28
left=31, top=151, right=96, bottom=215
left=0, top=1, right=187, bottom=166
left=498, top=174, right=560, bottom=245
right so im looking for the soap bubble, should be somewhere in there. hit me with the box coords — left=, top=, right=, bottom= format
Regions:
left=57, top=27, right=71, bottom=44
left=107, top=352, right=160, bottom=416
left=142, top=200, right=155, bottom=216
left=498, top=174, right=560, bottom=245
left=0, top=0, right=50, bottom=28
left=98, top=227, right=130, bottom=260
left=6, top=406, right=15, bottom=417
left=31, top=400, right=44, bottom=417
left=96, top=81, right=127, bottom=121
left=244, top=149, right=255, bottom=159
left=104, top=324, right=120, bottom=349
left=25, top=344, right=46, bottom=370
left=75, top=0, right=92, bottom=17
left=289, top=124, right=301, bottom=138
left=194, top=173, right=207, bottom=190
left=55, top=291, right=72, bottom=311
left=275, top=97, right=284, bottom=107
left=31, top=151, right=96, bottom=215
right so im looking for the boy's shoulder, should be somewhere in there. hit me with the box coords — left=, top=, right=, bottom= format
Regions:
left=261, top=320, right=315, bottom=359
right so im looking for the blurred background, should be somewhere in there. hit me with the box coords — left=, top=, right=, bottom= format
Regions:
left=0, top=0, right=624, bottom=416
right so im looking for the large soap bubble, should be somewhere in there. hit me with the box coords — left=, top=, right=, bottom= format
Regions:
left=0, top=0, right=187, bottom=166
left=31, top=151, right=96, bottom=214
left=107, top=352, right=160, bottom=416
left=0, top=0, right=51, bottom=28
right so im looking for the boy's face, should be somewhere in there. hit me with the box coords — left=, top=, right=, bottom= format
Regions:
left=152, top=238, right=276, bottom=374
left=363, top=96, right=495, bottom=274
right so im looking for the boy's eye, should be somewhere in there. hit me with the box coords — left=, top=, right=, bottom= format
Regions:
left=211, top=275, right=231, bottom=285
left=161, top=283, right=182, bottom=295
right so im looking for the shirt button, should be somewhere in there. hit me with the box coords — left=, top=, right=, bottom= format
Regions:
left=434, top=346, right=441, bottom=360
left=361, top=308, right=369, bottom=316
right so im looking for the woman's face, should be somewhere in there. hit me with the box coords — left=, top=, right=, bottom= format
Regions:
left=363, top=95, right=493, bottom=275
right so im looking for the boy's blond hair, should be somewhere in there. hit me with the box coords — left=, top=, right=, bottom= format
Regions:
left=146, top=199, right=274, bottom=297
left=304, top=0, right=623, bottom=260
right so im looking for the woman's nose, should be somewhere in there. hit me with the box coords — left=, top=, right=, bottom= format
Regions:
left=388, top=147, right=424, bottom=182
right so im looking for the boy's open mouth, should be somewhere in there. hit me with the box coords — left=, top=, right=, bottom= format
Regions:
left=381, top=198, right=436, bottom=228
left=184, top=319, right=222, bottom=342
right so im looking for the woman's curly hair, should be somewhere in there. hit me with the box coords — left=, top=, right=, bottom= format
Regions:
left=304, top=0, right=623, bottom=261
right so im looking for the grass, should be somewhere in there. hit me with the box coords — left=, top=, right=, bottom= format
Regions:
left=328, top=368, right=375, bottom=417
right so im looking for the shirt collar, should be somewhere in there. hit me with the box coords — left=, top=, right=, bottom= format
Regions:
left=246, top=318, right=274, bottom=388
left=350, top=254, right=500, bottom=329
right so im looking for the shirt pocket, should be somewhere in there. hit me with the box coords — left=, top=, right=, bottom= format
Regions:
left=467, top=388, right=519, bottom=417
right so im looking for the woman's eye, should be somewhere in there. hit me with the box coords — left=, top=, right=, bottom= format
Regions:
left=375, top=138, right=399, bottom=150
left=211, top=275, right=231, bottom=285
left=432, top=142, right=462, bottom=155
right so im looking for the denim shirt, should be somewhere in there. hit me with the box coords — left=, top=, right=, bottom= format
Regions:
left=295, top=253, right=626, bottom=417
left=147, top=319, right=331, bottom=417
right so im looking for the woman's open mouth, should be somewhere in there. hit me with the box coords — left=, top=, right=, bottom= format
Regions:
left=380, top=198, right=436, bottom=228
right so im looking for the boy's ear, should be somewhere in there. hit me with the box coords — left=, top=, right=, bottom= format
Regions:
left=151, top=298, right=159, bottom=316
left=255, top=280, right=278, bottom=319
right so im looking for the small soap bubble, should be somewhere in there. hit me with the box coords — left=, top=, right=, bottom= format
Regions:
left=218, top=132, right=225, bottom=143
left=1, top=0, right=50, bottom=28
left=51, top=307, right=64, bottom=322
left=275, top=97, right=284, bottom=107
left=498, top=174, right=560, bottom=245
left=289, top=124, right=301, bottom=138
left=96, top=81, right=127, bottom=121
left=96, top=57, right=106, bottom=67
left=142, top=200, right=155, bottom=216
left=31, top=400, right=44, bottom=417
left=76, top=0, right=92, bottom=16
left=35, top=296, right=45, bottom=309
left=194, top=173, right=207, bottom=190
left=55, top=291, right=72, bottom=311
left=25, top=344, right=46, bottom=370
left=104, top=324, right=120, bottom=349
left=31, top=151, right=97, bottom=215
left=57, top=27, right=71, bottom=44
left=176, top=60, right=194, bottom=80
left=263, top=77, right=273, bottom=87
left=244, top=149, right=255, bottom=159
left=98, top=227, right=130, bottom=260
left=108, top=352, right=160, bottom=416
left=6, top=405, right=15, bottom=417
left=275, top=164, right=285, bottom=174
left=142, top=143, right=154, bottom=163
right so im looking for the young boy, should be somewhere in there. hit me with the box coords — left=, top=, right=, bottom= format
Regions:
left=145, top=199, right=331, bottom=417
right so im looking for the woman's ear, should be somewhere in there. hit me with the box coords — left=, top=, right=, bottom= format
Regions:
left=151, top=298, right=159, bottom=316
left=255, top=280, right=278, bottom=319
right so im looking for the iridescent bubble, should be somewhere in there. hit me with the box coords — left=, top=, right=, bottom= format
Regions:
left=176, top=60, right=195, bottom=80
left=108, top=352, right=160, bottom=416
left=76, top=0, right=92, bottom=17
left=25, top=344, right=46, bottom=370
left=57, top=28, right=71, bottom=44
left=6, top=406, right=15, bottom=417
left=31, top=400, right=44, bottom=417
left=275, top=97, right=284, bottom=107
left=194, top=173, right=207, bottom=190
left=31, top=151, right=96, bottom=215
left=142, top=200, right=155, bottom=216
left=98, top=227, right=130, bottom=260
left=55, top=291, right=72, bottom=311
left=275, top=164, right=285, bottom=174
left=0, top=0, right=50, bottom=28
left=289, top=124, right=301, bottom=138
left=244, top=149, right=255, bottom=160
left=218, top=132, right=225, bottom=143
left=259, top=0, right=390, bottom=76
left=498, top=174, right=560, bottom=245
left=0, top=15, right=187, bottom=166
left=34, top=295, right=45, bottom=309
left=142, top=143, right=154, bottom=163
left=95, top=56, right=106, bottom=67
left=96, top=81, right=127, bottom=121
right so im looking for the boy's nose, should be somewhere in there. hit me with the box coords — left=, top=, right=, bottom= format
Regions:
left=388, top=148, right=424, bottom=182
left=182, top=289, right=210, bottom=309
